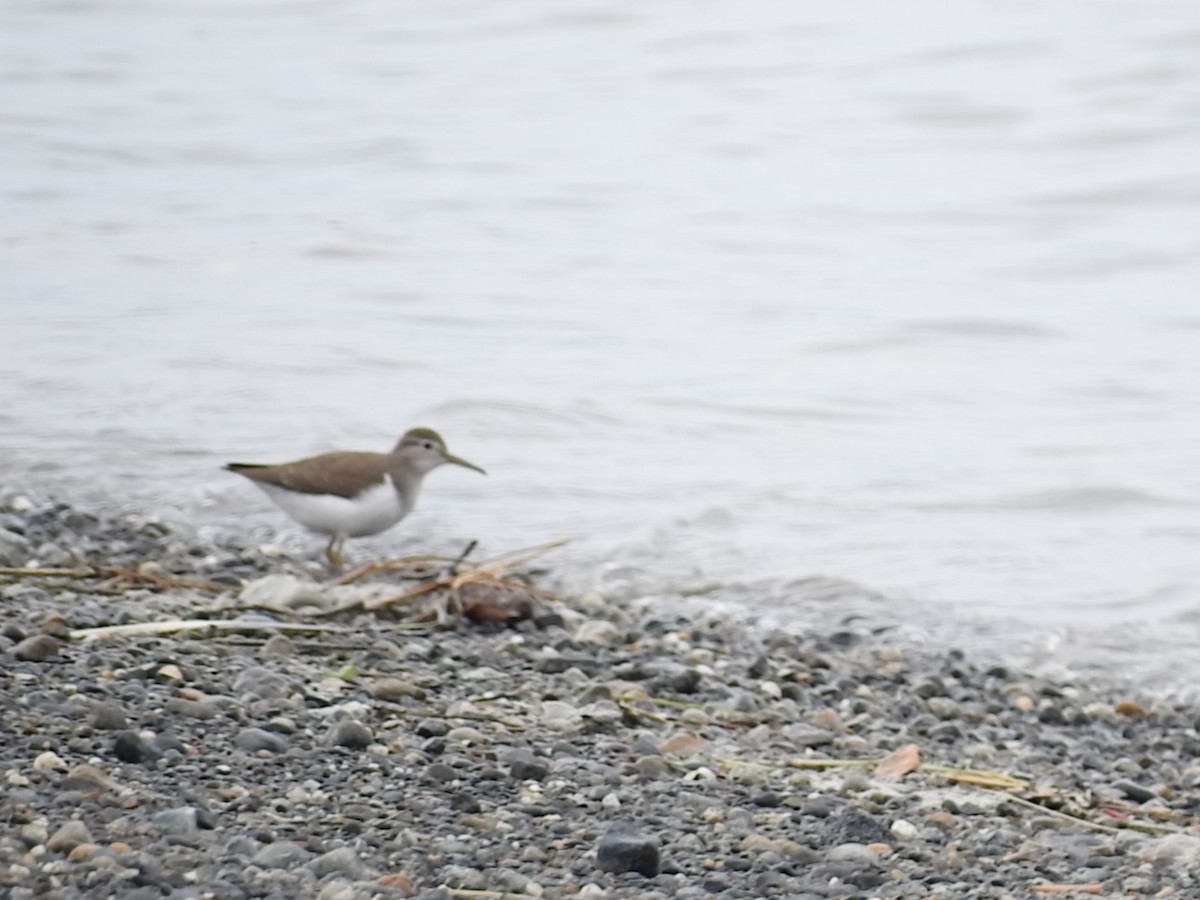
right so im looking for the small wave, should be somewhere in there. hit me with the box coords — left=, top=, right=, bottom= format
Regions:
left=992, top=487, right=1192, bottom=511
left=903, top=318, right=1062, bottom=339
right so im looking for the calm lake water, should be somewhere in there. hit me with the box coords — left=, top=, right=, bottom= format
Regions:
left=3, top=1, right=1200, bottom=686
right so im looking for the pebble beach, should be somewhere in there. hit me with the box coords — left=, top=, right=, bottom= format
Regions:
left=3, top=491, right=1200, bottom=900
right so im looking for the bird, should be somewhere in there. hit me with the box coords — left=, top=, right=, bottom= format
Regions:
left=225, top=427, right=485, bottom=568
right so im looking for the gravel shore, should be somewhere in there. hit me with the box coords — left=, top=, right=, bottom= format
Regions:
left=2, top=491, right=1200, bottom=900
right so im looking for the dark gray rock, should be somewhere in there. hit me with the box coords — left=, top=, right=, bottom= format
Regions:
left=504, top=748, right=551, bottom=781
left=90, top=701, right=129, bottom=730
left=647, top=662, right=702, bottom=694
left=113, top=730, right=157, bottom=764
left=597, top=821, right=660, bottom=877
left=823, top=808, right=889, bottom=845
left=415, top=718, right=449, bottom=738
left=1114, top=781, right=1157, bottom=804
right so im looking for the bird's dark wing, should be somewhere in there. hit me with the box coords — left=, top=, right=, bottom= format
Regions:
left=225, top=452, right=389, bottom=499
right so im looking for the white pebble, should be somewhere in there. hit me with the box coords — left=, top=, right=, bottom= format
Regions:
left=33, top=752, right=65, bottom=771
left=890, top=818, right=918, bottom=839
left=758, top=680, right=783, bottom=699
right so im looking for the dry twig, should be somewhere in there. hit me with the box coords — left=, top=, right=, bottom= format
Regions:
left=70, top=618, right=350, bottom=642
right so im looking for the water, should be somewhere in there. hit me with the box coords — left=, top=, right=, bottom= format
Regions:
left=3, top=1, right=1200, bottom=686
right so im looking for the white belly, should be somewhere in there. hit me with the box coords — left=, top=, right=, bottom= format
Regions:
left=255, top=478, right=408, bottom=538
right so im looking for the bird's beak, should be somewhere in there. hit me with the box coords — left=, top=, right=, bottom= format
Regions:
left=446, top=453, right=487, bottom=475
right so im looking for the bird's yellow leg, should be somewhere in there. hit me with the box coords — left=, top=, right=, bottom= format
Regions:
left=325, top=537, right=345, bottom=570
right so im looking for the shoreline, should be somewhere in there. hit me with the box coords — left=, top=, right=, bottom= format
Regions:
left=2, top=492, right=1199, bottom=899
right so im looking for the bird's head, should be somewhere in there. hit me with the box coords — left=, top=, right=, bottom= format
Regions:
left=394, top=427, right=487, bottom=477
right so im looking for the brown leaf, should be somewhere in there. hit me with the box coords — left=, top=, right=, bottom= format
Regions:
left=874, top=743, right=921, bottom=780
left=1114, top=699, right=1145, bottom=717
left=376, top=872, right=417, bottom=896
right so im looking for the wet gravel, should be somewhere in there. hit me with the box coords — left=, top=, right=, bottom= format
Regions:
left=3, top=490, right=1200, bottom=899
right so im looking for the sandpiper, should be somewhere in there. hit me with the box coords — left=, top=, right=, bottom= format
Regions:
left=225, top=427, right=485, bottom=568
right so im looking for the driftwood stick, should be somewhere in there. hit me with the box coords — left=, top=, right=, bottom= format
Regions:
left=70, top=618, right=350, bottom=641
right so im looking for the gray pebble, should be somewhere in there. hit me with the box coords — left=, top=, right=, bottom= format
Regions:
left=234, top=727, right=289, bottom=753
left=504, top=748, right=551, bottom=781
left=0, top=527, right=31, bottom=565
left=260, top=633, right=298, bottom=658
left=1114, top=780, right=1157, bottom=804
left=648, top=663, right=702, bottom=694
left=35, top=541, right=74, bottom=567
left=824, top=808, right=888, bottom=844
left=233, top=665, right=293, bottom=700
left=309, top=846, right=368, bottom=880
left=165, top=696, right=220, bottom=719
left=781, top=724, right=835, bottom=748
left=90, top=701, right=129, bottom=730
left=252, top=840, right=313, bottom=869
left=151, top=806, right=199, bottom=835
left=825, top=842, right=880, bottom=866
left=318, top=884, right=366, bottom=900
left=636, top=756, right=672, bottom=778
left=424, top=762, right=458, bottom=782
left=441, top=865, right=487, bottom=889
left=225, top=835, right=261, bottom=858
left=46, top=820, right=92, bottom=852
left=927, top=696, right=960, bottom=719
left=415, top=718, right=449, bottom=738
left=325, top=719, right=374, bottom=749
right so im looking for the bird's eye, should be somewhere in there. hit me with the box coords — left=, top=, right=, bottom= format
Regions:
left=422, top=442, right=433, bottom=450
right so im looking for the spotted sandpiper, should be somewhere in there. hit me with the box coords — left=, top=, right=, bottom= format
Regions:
left=225, top=427, right=485, bottom=568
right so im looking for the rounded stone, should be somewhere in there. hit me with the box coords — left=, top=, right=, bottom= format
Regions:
left=325, top=719, right=374, bottom=750
left=89, top=701, right=129, bottom=731
left=47, top=820, right=93, bottom=853
left=371, top=678, right=425, bottom=702
left=234, top=727, right=289, bottom=754
left=309, top=847, right=368, bottom=880
left=252, top=841, right=312, bottom=869
left=13, top=634, right=61, bottom=662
